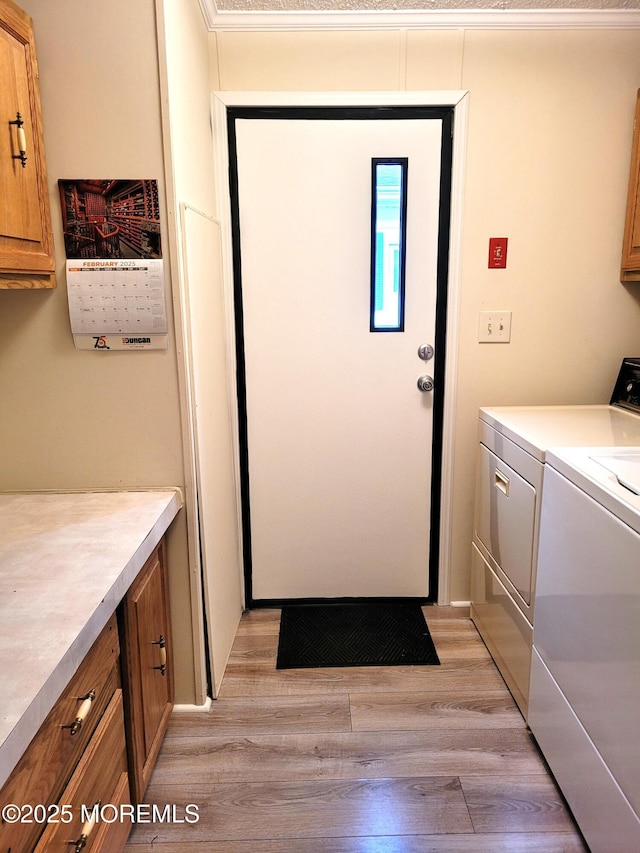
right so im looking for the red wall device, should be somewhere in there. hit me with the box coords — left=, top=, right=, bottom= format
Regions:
left=488, top=237, right=508, bottom=269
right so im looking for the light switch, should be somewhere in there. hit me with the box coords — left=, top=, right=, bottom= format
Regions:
left=479, top=311, right=512, bottom=343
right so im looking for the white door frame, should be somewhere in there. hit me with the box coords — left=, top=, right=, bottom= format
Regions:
left=211, top=90, right=469, bottom=606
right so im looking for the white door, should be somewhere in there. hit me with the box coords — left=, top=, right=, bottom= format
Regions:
left=232, top=110, right=449, bottom=602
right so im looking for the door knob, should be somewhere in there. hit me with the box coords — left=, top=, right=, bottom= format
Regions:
left=417, top=343, right=434, bottom=361
left=417, top=375, right=434, bottom=392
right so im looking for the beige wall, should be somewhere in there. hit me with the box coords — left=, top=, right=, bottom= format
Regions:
left=0, top=0, right=196, bottom=702
left=211, top=26, right=640, bottom=600
left=4, top=4, right=639, bottom=702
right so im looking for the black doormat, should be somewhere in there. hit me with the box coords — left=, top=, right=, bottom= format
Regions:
left=276, top=601, right=440, bottom=669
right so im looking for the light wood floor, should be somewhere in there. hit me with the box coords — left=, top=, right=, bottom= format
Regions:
left=125, top=605, right=588, bottom=852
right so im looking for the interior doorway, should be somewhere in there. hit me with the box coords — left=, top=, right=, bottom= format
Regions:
left=211, top=91, right=468, bottom=609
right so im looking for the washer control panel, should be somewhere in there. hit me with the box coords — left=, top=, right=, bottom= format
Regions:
left=610, top=358, right=640, bottom=413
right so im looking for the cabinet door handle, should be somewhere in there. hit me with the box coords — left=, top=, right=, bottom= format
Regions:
left=62, top=690, right=96, bottom=736
left=494, top=469, right=510, bottom=497
left=152, top=634, right=167, bottom=676
left=9, top=112, right=27, bottom=168
left=71, top=800, right=100, bottom=851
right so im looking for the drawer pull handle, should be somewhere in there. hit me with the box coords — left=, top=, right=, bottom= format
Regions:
left=152, top=634, right=167, bottom=676
left=9, top=112, right=27, bottom=168
left=71, top=801, right=100, bottom=851
left=494, top=469, right=510, bottom=497
left=63, top=690, right=96, bottom=736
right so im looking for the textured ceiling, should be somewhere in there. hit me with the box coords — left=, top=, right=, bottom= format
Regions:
left=199, top=0, right=640, bottom=30
left=213, top=0, right=640, bottom=9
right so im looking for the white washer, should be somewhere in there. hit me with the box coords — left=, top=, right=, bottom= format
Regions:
left=471, top=358, right=640, bottom=717
left=529, top=447, right=640, bottom=853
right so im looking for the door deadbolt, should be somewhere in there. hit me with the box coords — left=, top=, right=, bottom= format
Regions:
left=417, top=343, right=434, bottom=361
left=417, top=375, right=434, bottom=393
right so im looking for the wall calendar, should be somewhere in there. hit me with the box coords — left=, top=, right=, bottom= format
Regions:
left=66, top=259, right=168, bottom=350
left=59, top=178, right=166, bottom=350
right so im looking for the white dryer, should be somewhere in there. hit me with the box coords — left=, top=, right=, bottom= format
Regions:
left=529, top=446, right=640, bottom=852
left=471, top=358, right=640, bottom=717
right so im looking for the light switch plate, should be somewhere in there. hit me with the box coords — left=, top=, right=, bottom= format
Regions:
left=479, top=311, right=512, bottom=343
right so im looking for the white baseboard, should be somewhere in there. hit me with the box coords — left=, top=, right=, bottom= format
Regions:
left=173, top=696, right=213, bottom=712
left=449, top=600, right=471, bottom=608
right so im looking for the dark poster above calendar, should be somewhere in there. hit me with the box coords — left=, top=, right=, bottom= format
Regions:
left=58, top=179, right=162, bottom=260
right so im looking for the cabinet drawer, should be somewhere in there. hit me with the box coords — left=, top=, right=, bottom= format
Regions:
left=0, top=615, right=120, bottom=853
left=90, top=772, right=132, bottom=853
left=475, top=443, right=538, bottom=605
left=34, top=689, right=130, bottom=853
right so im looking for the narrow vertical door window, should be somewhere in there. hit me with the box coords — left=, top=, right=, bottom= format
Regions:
left=370, top=158, right=408, bottom=331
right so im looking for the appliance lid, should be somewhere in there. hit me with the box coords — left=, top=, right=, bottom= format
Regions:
left=591, top=451, right=640, bottom=496
left=610, top=358, right=640, bottom=414
left=545, top=446, right=640, bottom=535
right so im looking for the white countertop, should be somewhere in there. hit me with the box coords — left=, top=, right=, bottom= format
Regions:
left=0, top=489, right=182, bottom=790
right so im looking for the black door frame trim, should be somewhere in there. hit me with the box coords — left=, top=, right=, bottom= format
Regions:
left=227, top=105, right=454, bottom=608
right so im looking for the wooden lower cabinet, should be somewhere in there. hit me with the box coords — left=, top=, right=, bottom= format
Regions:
left=0, top=615, right=120, bottom=853
left=34, top=691, right=130, bottom=853
left=119, top=540, right=174, bottom=804
left=0, top=536, right=175, bottom=852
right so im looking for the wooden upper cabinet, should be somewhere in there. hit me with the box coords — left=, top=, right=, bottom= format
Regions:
left=621, top=89, right=640, bottom=283
left=0, top=0, right=55, bottom=288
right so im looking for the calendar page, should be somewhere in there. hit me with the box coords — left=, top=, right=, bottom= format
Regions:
left=66, top=259, right=168, bottom=350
